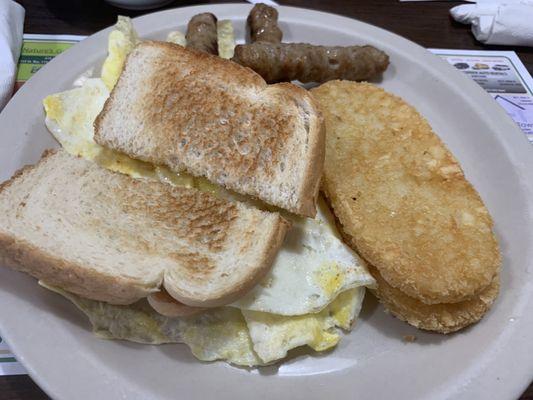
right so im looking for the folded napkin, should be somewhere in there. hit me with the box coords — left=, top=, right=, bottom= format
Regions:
left=0, top=0, right=24, bottom=111
left=451, top=1, right=533, bottom=46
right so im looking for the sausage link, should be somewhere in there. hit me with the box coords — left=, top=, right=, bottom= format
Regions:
left=247, top=4, right=283, bottom=43
left=186, top=13, right=218, bottom=55
left=232, top=42, right=389, bottom=83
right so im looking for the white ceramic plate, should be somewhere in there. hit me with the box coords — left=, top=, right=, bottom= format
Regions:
left=1, top=4, right=532, bottom=400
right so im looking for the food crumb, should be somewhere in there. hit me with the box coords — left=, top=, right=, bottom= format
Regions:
left=403, top=335, right=417, bottom=343
left=260, top=277, right=273, bottom=288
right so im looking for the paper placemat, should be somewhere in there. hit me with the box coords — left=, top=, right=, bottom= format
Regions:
left=430, top=49, right=533, bottom=142
left=15, top=34, right=87, bottom=91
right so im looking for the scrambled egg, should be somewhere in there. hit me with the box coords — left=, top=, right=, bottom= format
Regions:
left=40, top=17, right=375, bottom=366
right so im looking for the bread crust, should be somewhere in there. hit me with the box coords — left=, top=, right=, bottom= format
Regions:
left=0, top=233, right=156, bottom=304
left=147, top=289, right=206, bottom=317
left=301, top=93, right=325, bottom=217
left=0, top=149, right=57, bottom=193
left=270, top=83, right=326, bottom=218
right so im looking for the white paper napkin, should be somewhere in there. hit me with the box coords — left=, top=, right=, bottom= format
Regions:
left=451, top=1, right=533, bottom=46
left=0, top=0, right=24, bottom=111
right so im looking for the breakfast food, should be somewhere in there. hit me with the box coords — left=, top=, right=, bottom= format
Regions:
left=42, top=282, right=365, bottom=366
left=233, top=4, right=389, bottom=83
left=369, top=266, right=500, bottom=333
left=166, top=30, right=186, bottom=46
left=186, top=13, right=219, bottom=55
left=313, top=81, right=500, bottom=303
left=0, top=149, right=289, bottom=307
left=94, top=41, right=324, bottom=217
left=232, top=43, right=389, bottom=83
left=45, top=64, right=374, bottom=318
left=217, top=20, right=236, bottom=59
left=1, top=147, right=373, bottom=364
left=311, top=81, right=501, bottom=332
left=0, top=17, right=378, bottom=366
left=248, top=3, right=283, bottom=43
left=148, top=289, right=206, bottom=317
left=100, top=16, right=139, bottom=90
left=44, top=282, right=265, bottom=365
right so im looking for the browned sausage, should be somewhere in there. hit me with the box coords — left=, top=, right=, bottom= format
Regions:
left=186, top=13, right=218, bottom=55
left=232, top=42, right=389, bottom=83
left=247, top=4, right=283, bottom=43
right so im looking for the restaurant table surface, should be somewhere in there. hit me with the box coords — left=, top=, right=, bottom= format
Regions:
left=1, top=0, right=532, bottom=399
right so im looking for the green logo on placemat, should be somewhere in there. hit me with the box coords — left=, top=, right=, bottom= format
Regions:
left=16, top=40, right=77, bottom=82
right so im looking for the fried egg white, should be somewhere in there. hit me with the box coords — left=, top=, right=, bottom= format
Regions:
left=101, top=16, right=139, bottom=90
left=40, top=282, right=262, bottom=366
left=233, top=200, right=375, bottom=315
left=43, top=78, right=109, bottom=160
left=41, top=283, right=364, bottom=366
left=242, top=288, right=365, bottom=363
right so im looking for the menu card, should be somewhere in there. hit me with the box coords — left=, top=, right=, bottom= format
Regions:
left=431, top=49, right=533, bottom=142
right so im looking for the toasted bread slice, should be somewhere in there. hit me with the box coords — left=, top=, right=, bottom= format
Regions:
left=94, top=41, right=324, bottom=217
left=0, top=149, right=289, bottom=307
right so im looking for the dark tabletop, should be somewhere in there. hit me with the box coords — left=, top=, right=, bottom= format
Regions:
left=3, top=0, right=533, bottom=399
